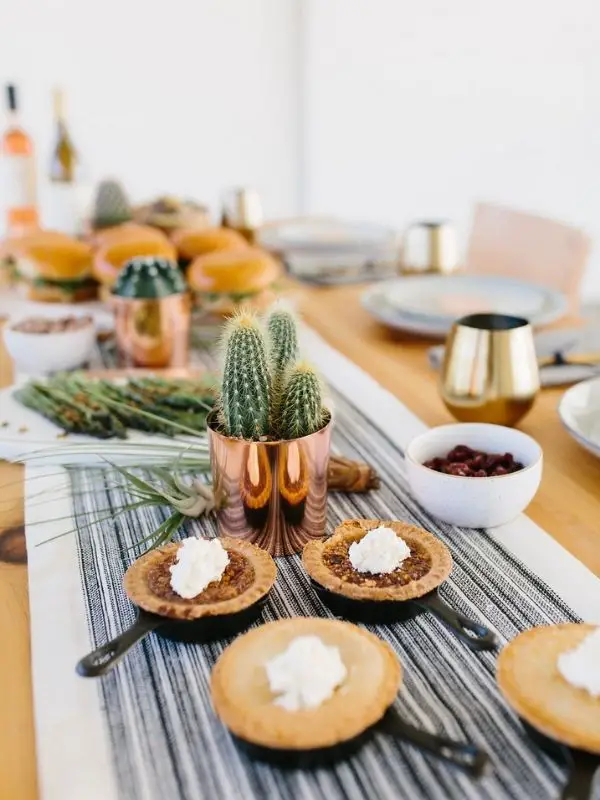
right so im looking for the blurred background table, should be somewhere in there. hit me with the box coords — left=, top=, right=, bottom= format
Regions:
left=2, top=283, right=600, bottom=800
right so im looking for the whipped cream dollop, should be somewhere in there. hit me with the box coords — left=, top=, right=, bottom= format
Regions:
left=265, top=636, right=347, bottom=711
left=348, top=525, right=411, bottom=574
left=557, top=627, right=600, bottom=697
left=169, top=537, right=229, bottom=599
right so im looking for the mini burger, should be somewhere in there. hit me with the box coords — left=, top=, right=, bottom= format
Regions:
left=3, top=231, right=97, bottom=302
left=187, top=247, right=281, bottom=319
left=93, top=237, right=177, bottom=301
left=172, top=226, right=249, bottom=266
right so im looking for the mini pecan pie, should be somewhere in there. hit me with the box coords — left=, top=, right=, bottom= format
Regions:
left=303, top=519, right=452, bottom=602
left=124, top=536, right=277, bottom=621
left=211, top=617, right=402, bottom=751
left=497, top=624, right=600, bottom=754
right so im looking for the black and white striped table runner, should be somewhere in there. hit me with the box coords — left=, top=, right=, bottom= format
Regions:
left=69, top=369, right=593, bottom=800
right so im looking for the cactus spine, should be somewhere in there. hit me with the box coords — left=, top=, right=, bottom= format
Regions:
left=266, top=303, right=298, bottom=430
left=278, top=361, right=325, bottom=441
left=220, top=313, right=271, bottom=440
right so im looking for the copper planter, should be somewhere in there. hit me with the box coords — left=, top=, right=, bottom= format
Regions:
left=111, top=293, right=191, bottom=368
left=208, top=412, right=332, bottom=557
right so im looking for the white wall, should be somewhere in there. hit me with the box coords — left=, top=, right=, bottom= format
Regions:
left=2, top=0, right=599, bottom=297
left=0, top=0, right=300, bottom=223
left=303, top=0, right=600, bottom=297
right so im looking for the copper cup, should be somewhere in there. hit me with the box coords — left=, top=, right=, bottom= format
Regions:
left=208, top=411, right=332, bottom=557
left=441, top=313, right=540, bottom=426
left=111, top=293, right=191, bottom=368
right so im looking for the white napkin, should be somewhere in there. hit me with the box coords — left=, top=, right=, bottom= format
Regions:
left=428, top=326, right=600, bottom=387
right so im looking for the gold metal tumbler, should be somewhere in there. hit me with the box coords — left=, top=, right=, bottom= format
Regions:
left=441, top=313, right=540, bottom=426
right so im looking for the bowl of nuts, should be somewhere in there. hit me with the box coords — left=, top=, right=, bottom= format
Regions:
left=405, top=423, right=543, bottom=528
left=3, top=314, right=97, bottom=376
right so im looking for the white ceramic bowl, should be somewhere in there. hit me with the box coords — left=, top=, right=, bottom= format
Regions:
left=405, top=423, right=543, bottom=528
left=3, top=313, right=97, bottom=375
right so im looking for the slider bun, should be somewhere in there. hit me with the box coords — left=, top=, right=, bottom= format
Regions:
left=93, top=238, right=177, bottom=287
left=172, top=227, right=249, bottom=261
left=187, top=247, right=280, bottom=296
left=3, top=232, right=93, bottom=280
left=90, top=223, right=169, bottom=250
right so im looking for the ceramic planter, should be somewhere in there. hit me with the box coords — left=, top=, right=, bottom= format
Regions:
left=208, top=411, right=332, bottom=557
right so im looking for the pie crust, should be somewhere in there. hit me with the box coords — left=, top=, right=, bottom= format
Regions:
left=123, top=537, right=276, bottom=620
left=303, top=519, right=452, bottom=601
left=497, top=623, right=600, bottom=754
left=211, top=617, right=402, bottom=750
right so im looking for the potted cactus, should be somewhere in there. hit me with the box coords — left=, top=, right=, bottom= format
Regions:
left=92, top=179, right=133, bottom=230
left=111, top=256, right=191, bottom=368
left=208, top=304, right=332, bottom=557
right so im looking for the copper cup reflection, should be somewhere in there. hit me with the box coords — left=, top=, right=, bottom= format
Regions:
left=441, top=313, right=540, bottom=426
left=111, top=293, right=191, bottom=368
left=208, top=411, right=332, bottom=557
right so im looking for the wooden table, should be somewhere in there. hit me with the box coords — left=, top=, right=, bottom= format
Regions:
left=1, top=283, right=600, bottom=800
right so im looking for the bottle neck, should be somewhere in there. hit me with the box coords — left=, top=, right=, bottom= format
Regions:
left=5, top=108, right=19, bottom=128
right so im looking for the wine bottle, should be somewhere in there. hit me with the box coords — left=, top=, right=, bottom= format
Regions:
left=0, top=84, right=38, bottom=236
left=49, top=88, right=76, bottom=183
left=45, top=87, right=83, bottom=235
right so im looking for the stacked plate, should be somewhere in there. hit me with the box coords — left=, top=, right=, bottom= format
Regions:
left=362, top=275, right=567, bottom=338
left=258, top=217, right=399, bottom=284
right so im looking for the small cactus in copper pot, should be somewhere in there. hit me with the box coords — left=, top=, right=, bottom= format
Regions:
left=209, top=303, right=331, bottom=556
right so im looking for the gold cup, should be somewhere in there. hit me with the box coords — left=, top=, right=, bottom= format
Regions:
left=111, top=293, right=191, bottom=368
left=441, top=313, right=539, bottom=426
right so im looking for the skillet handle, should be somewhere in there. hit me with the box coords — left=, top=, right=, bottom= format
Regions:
left=415, top=591, right=499, bottom=651
left=381, top=711, right=489, bottom=778
left=562, top=751, right=599, bottom=800
left=76, top=612, right=162, bottom=678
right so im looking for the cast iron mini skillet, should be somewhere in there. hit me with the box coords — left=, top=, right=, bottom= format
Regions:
left=497, top=624, right=600, bottom=800
left=77, top=599, right=267, bottom=678
left=234, top=705, right=489, bottom=774
left=521, top=720, right=599, bottom=800
left=309, top=579, right=498, bottom=651
left=77, top=537, right=277, bottom=678
left=211, top=617, right=490, bottom=775
left=303, top=520, right=498, bottom=651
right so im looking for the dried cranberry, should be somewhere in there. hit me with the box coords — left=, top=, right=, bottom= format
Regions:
left=422, top=444, right=525, bottom=478
left=447, top=445, right=474, bottom=462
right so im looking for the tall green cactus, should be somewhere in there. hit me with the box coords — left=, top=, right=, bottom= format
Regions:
left=220, top=313, right=271, bottom=440
left=278, top=361, right=325, bottom=440
left=266, top=302, right=298, bottom=429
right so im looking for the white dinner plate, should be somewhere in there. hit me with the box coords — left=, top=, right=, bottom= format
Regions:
left=0, top=383, right=205, bottom=466
left=259, top=217, right=398, bottom=255
left=558, top=377, right=600, bottom=460
left=362, top=275, right=567, bottom=338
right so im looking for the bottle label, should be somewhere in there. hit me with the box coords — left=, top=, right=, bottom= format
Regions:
left=1, top=153, right=37, bottom=209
